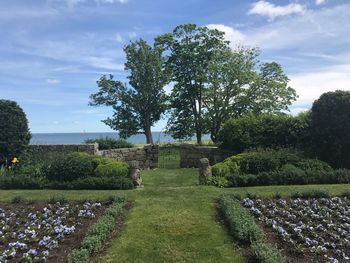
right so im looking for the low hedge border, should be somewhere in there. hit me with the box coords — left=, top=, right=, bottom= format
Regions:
left=68, top=196, right=127, bottom=263
left=219, top=194, right=284, bottom=263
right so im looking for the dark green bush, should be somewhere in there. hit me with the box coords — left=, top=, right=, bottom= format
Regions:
left=85, top=137, right=133, bottom=150
left=45, top=152, right=95, bottom=182
left=218, top=113, right=309, bottom=152
left=0, top=174, right=43, bottom=189
left=46, top=176, right=133, bottom=190
left=310, top=90, right=350, bottom=168
left=94, top=161, right=129, bottom=178
left=0, top=100, right=31, bottom=165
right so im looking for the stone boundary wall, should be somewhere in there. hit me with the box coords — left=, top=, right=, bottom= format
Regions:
left=180, top=144, right=233, bottom=168
left=28, top=144, right=158, bottom=170
left=28, top=143, right=99, bottom=155
left=98, top=144, right=159, bottom=170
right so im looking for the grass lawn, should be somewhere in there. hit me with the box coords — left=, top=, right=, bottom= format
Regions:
left=1, top=168, right=350, bottom=262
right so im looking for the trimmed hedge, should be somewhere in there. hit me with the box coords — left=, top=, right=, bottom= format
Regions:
left=210, top=149, right=348, bottom=187
left=219, top=194, right=283, bottom=263
left=94, top=162, right=129, bottom=178
left=68, top=197, right=126, bottom=263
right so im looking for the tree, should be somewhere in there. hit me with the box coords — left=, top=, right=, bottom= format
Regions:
left=155, top=24, right=229, bottom=144
left=0, top=100, right=31, bottom=165
left=89, top=39, right=169, bottom=144
left=204, top=47, right=297, bottom=142
left=310, top=90, right=350, bottom=168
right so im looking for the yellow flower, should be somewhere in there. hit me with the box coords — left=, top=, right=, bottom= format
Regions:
left=11, top=157, right=19, bottom=164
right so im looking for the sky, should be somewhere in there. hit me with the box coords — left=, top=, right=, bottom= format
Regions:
left=0, top=0, right=349, bottom=133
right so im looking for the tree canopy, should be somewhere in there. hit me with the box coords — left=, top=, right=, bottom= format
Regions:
left=89, top=39, right=169, bottom=144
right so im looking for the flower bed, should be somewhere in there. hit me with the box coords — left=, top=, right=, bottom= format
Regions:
left=242, top=196, right=350, bottom=262
left=0, top=201, right=106, bottom=262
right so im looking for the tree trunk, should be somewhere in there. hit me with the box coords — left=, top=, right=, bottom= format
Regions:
left=145, top=125, right=154, bottom=144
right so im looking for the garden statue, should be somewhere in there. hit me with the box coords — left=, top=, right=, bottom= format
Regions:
left=130, top=160, right=142, bottom=187
left=199, top=158, right=212, bottom=184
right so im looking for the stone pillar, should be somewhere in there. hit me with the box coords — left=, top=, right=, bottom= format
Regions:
left=198, top=158, right=212, bottom=185
left=130, top=160, right=142, bottom=187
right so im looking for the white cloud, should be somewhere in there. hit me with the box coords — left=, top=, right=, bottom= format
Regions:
left=52, top=121, right=59, bottom=125
left=206, top=24, right=246, bottom=47
left=46, top=79, right=61, bottom=85
left=86, top=56, right=124, bottom=70
left=248, top=1, right=305, bottom=20
left=290, top=64, right=350, bottom=104
left=315, top=0, right=326, bottom=5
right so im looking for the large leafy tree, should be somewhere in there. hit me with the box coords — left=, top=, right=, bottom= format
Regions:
left=204, top=47, right=297, bottom=142
left=155, top=24, right=229, bottom=144
left=89, top=39, right=169, bottom=144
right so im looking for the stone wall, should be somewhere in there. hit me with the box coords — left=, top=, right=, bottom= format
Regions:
left=28, top=143, right=99, bottom=155
left=180, top=144, right=233, bottom=168
left=98, top=144, right=159, bottom=170
left=27, top=143, right=158, bottom=170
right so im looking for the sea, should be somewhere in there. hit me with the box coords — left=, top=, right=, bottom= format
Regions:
left=30, top=132, right=210, bottom=145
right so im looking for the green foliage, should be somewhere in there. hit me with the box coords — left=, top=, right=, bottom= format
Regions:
left=45, top=152, right=94, bottom=182
left=68, top=249, right=89, bottom=263
left=85, top=137, right=133, bottom=150
left=0, top=174, right=44, bottom=189
left=94, top=161, right=129, bottom=178
left=0, top=100, right=31, bottom=165
left=49, top=196, right=67, bottom=204
left=291, top=190, right=330, bottom=199
left=68, top=199, right=125, bottom=263
left=89, top=39, right=169, bottom=144
left=45, top=176, right=133, bottom=190
left=251, top=241, right=284, bottom=263
left=310, top=90, right=350, bottom=168
left=211, top=148, right=350, bottom=187
left=219, top=194, right=264, bottom=243
left=218, top=113, right=309, bottom=152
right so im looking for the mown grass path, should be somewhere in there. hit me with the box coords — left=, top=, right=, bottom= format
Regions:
left=101, top=168, right=243, bottom=263
left=0, top=169, right=349, bottom=262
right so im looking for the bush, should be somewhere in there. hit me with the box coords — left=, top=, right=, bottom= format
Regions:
left=45, top=152, right=95, bottom=182
left=94, top=161, right=129, bottom=178
left=218, top=113, right=309, bottom=152
left=310, top=90, right=350, bottom=168
left=219, top=194, right=264, bottom=243
left=46, top=176, right=133, bottom=190
left=0, top=174, right=43, bottom=189
left=210, top=148, right=350, bottom=187
left=251, top=241, right=284, bottom=263
left=0, top=100, right=31, bottom=165
left=68, top=199, right=126, bottom=263
left=85, top=137, right=133, bottom=150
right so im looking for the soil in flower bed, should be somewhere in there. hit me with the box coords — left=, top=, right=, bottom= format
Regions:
left=0, top=201, right=108, bottom=262
left=242, top=197, right=350, bottom=263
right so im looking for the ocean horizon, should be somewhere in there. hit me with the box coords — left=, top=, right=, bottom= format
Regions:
left=30, top=132, right=210, bottom=145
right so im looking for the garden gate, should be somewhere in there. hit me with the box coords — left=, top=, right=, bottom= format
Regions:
left=158, top=143, right=180, bottom=169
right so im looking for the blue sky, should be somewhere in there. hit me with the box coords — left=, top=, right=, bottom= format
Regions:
left=1, top=0, right=349, bottom=133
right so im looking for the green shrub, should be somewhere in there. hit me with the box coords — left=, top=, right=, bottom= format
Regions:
left=251, top=241, right=284, bottom=263
left=291, top=190, right=330, bottom=199
left=11, top=195, right=27, bottom=204
left=219, top=194, right=264, bottom=243
left=218, top=113, right=309, bottom=152
left=0, top=174, right=43, bottom=189
left=0, top=100, right=31, bottom=166
left=45, top=152, right=95, bottom=182
left=94, top=161, right=129, bottom=178
left=68, top=249, right=89, bottom=263
left=310, top=90, right=350, bottom=168
left=69, top=199, right=126, bottom=263
left=46, top=176, right=133, bottom=190
left=295, top=159, right=332, bottom=172
left=85, top=137, right=133, bottom=150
